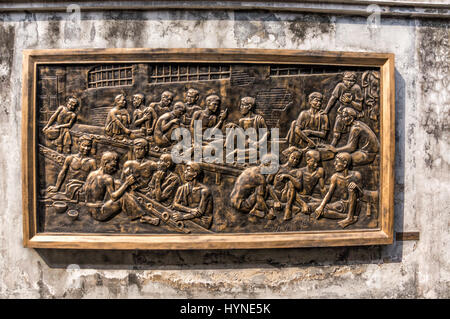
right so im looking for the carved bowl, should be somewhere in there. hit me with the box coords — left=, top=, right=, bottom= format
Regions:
left=52, top=201, right=68, bottom=214
left=67, top=209, right=79, bottom=221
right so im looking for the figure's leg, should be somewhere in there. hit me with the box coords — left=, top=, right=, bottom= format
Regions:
left=63, top=131, right=72, bottom=154
left=351, top=151, right=376, bottom=166
left=283, top=182, right=295, bottom=221
left=338, top=188, right=359, bottom=228
left=90, top=201, right=121, bottom=221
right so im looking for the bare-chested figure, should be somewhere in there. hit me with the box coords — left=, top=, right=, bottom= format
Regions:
left=270, top=147, right=307, bottom=221
left=149, top=91, right=174, bottom=118
left=133, top=93, right=157, bottom=136
left=43, top=96, right=79, bottom=153
left=190, top=94, right=228, bottom=142
left=147, top=154, right=180, bottom=206
left=84, top=151, right=159, bottom=225
left=46, top=135, right=96, bottom=201
left=286, top=92, right=329, bottom=148
left=314, top=152, right=362, bottom=228
left=153, top=102, right=186, bottom=147
left=299, top=150, right=327, bottom=198
left=319, top=107, right=379, bottom=166
left=230, top=154, right=279, bottom=220
left=105, top=94, right=131, bottom=140
left=172, top=162, right=213, bottom=229
left=225, top=96, right=268, bottom=162
left=323, top=72, right=363, bottom=146
left=182, top=88, right=202, bottom=125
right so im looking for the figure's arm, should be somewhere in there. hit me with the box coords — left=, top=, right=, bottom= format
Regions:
left=160, top=176, right=179, bottom=202
left=318, top=168, right=327, bottom=196
left=335, top=126, right=359, bottom=153
left=161, top=118, right=178, bottom=132
left=351, top=86, right=363, bottom=112
left=109, top=175, right=134, bottom=201
left=315, top=175, right=336, bottom=216
left=134, top=110, right=146, bottom=127
left=48, top=156, right=71, bottom=192
left=55, top=113, right=77, bottom=129
left=324, top=95, right=337, bottom=114
left=43, top=106, right=62, bottom=129
left=172, top=186, right=196, bottom=215
left=284, top=171, right=303, bottom=191
left=213, top=109, right=228, bottom=131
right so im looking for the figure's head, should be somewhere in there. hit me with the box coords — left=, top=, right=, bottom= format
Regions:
left=343, top=72, right=357, bottom=88
left=205, top=95, right=221, bottom=113
left=308, top=92, right=323, bottom=110
left=78, top=135, right=93, bottom=156
left=341, top=107, right=357, bottom=126
left=161, top=91, right=174, bottom=107
left=172, top=102, right=186, bottom=117
left=334, top=152, right=351, bottom=172
left=133, top=138, right=148, bottom=159
left=260, top=153, right=279, bottom=175
left=66, top=97, right=79, bottom=111
left=133, top=93, right=144, bottom=108
left=114, top=94, right=127, bottom=108
left=239, top=97, right=255, bottom=115
left=101, top=151, right=119, bottom=175
left=185, top=88, right=199, bottom=105
left=184, top=161, right=201, bottom=182
left=305, top=150, right=320, bottom=169
left=158, top=153, right=173, bottom=171
left=282, top=146, right=302, bottom=167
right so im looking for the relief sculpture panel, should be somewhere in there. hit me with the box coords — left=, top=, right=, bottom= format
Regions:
left=22, top=49, right=395, bottom=249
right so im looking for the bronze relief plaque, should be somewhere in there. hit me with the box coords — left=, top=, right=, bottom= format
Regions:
left=22, top=49, right=395, bottom=249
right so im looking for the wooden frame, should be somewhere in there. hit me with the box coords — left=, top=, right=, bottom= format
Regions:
left=22, top=48, right=395, bottom=250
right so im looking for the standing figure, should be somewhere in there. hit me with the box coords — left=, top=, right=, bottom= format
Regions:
left=182, top=88, right=202, bottom=125
left=147, top=154, right=180, bottom=206
left=43, top=96, right=79, bottom=153
left=362, top=70, right=380, bottom=125
left=323, top=72, right=363, bottom=146
left=149, top=91, right=174, bottom=118
left=133, top=93, right=157, bottom=136
left=46, top=135, right=96, bottom=201
left=153, top=102, right=186, bottom=147
left=286, top=92, right=329, bottom=148
left=172, top=162, right=213, bottom=229
left=105, top=94, right=131, bottom=140
left=314, top=152, right=362, bottom=228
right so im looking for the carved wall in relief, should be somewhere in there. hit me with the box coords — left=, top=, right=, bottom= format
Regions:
left=37, top=62, right=381, bottom=234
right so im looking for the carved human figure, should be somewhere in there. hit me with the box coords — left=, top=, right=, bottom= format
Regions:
left=323, top=72, right=363, bottom=146
left=43, top=96, right=79, bottom=153
left=286, top=92, right=329, bottom=148
left=83, top=151, right=159, bottom=224
left=172, top=162, right=213, bottom=229
left=314, top=152, right=362, bottom=228
left=299, top=150, right=327, bottom=198
left=182, top=88, right=202, bottom=125
left=149, top=91, right=174, bottom=118
left=153, top=102, right=186, bottom=147
left=121, top=138, right=157, bottom=193
left=230, top=153, right=279, bottom=220
left=147, top=154, right=180, bottom=206
left=190, top=94, right=228, bottom=142
left=105, top=94, right=131, bottom=140
left=46, top=135, right=96, bottom=200
left=270, top=147, right=308, bottom=221
left=320, top=107, right=379, bottom=166
left=133, top=93, right=157, bottom=136
left=225, top=96, right=268, bottom=161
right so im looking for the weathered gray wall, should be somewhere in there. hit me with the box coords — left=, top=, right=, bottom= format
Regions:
left=0, top=7, right=449, bottom=298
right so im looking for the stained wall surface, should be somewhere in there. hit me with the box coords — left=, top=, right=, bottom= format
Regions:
left=0, top=6, right=449, bottom=298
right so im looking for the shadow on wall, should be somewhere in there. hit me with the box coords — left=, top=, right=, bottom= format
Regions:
left=36, top=69, right=405, bottom=270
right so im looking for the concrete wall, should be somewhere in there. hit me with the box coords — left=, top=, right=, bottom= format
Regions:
left=0, top=4, right=449, bottom=298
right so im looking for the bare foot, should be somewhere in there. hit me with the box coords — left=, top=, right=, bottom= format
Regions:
left=266, top=208, right=276, bottom=220
left=283, top=208, right=292, bottom=221
left=140, top=216, right=160, bottom=226
left=338, top=216, right=358, bottom=228
left=249, top=208, right=265, bottom=218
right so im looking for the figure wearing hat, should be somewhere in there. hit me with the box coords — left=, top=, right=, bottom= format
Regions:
left=323, top=72, right=363, bottom=146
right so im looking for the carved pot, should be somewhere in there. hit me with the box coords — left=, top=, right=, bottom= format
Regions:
left=52, top=201, right=68, bottom=214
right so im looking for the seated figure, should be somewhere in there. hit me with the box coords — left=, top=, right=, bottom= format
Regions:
left=153, top=102, right=186, bottom=147
left=147, top=154, right=180, bottom=206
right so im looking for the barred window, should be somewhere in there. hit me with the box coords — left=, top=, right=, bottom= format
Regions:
left=149, top=64, right=231, bottom=83
left=88, top=64, right=133, bottom=88
left=270, top=65, right=378, bottom=77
